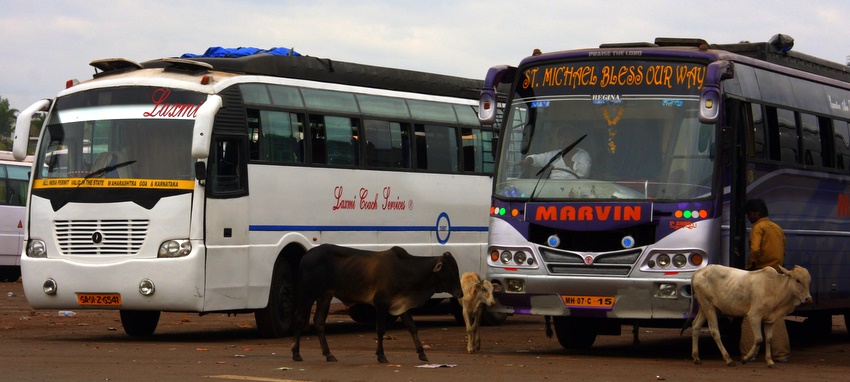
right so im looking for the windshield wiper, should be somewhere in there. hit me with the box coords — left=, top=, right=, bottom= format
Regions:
left=77, top=160, right=136, bottom=187
left=529, top=134, right=586, bottom=200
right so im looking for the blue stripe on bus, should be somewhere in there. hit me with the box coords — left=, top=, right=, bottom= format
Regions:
left=249, top=225, right=488, bottom=232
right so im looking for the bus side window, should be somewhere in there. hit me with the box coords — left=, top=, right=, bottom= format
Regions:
left=776, top=108, right=799, bottom=164
left=749, top=104, right=767, bottom=159
left=415, top=124, right=459, bottom=172
left=309, top=115, right=359, bottom=166
left=250, top=109, right=305, bottom=164
left=364, top=119, right=411, bottom=169
left=834, top=120, right=850, bottom=171
left=800, top=113, right=821, bottom=167
left=210, top=137, right=247, bottom=196
left=461, top=127, right=496, bottom=174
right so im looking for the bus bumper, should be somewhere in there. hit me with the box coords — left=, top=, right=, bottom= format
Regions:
left=486, top=272, right=693, bottom=320
left=20, top=255, right=206, bottom=312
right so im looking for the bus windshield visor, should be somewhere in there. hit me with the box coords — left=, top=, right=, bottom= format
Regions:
left=33, top=88, right=204, bottom=185
left=495, top=61, right=714, bottom=201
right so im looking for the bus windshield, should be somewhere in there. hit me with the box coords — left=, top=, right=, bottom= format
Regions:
left=495, top=60, right=714, bottom=201
left=34, top=88, right=204, bottom=183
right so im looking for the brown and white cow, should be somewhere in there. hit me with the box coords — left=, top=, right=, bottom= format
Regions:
left=459, top=272, right=495, bottom=353
left=290, top=244, right=463, bottom=364
left=689, top=264, right=812, bottom=368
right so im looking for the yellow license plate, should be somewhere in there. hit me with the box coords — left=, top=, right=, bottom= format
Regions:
left=561, top=295, right=616, bottom=309
left=77, top=293, right=122, bottom=306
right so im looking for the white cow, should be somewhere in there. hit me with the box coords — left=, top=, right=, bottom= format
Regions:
left=460, top=272, right=496, bottom=353
left=690, top=264, right=812, bottom=368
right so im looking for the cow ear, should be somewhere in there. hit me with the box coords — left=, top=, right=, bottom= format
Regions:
left=433, top=260, right=443, bottom=272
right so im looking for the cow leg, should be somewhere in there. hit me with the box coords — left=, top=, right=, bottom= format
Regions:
left=472, top=305, right=483, bottom=352
left=691, top=311, right=705, bottom=365
left=704, top=309, right=736, bottom=366
left=741, top=315, right=763, bottom=365
left=462, top=304, right=475, bottom=353
left=290, top=294, right=316, bottom=362
left=400, top=311, right=428, bottom=362
left=311, top=294, right=336, bottom=362
left=762, top=321, right=775, bottom=368
left=374, top=305, right=391, bottom=363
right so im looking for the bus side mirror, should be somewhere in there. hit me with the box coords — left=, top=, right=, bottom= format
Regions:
left=478, top=65, right=515, bottom=126
left=699, top=87, right=721, bottom=124
left=13, top=99, right=51, bottom=160
left=195, top=161, right=206, bottom=182
left=191, top=95, right=223, bottom=159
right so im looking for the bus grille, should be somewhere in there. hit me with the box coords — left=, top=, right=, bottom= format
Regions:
left=540, top=248, right=642, bottom=276
left=54, top=219, right=149, bottom=255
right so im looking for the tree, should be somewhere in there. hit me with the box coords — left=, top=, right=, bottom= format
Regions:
left=0, top=96, right=19, bottom=150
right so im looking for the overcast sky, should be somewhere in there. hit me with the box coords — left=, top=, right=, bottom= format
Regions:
left=2, top=0, right=849, bottom=111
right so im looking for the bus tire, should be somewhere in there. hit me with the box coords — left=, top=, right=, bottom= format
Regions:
left=805, top=312, right=833, bottom=338
left=553, top=316, right=598, bottom=349
left=255, top=258, right=296, bottom=338
left=119, top=310, right=160, bottom=337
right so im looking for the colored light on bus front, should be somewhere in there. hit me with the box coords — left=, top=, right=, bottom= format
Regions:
left=491, top=206, right=507, bottom=216
left=674, top=209, right=707, bottom=219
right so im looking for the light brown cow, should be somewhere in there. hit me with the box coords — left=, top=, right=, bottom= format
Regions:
left=690, top=264, right=812, bottom=368
left=460, top=272, right=495, bottom=353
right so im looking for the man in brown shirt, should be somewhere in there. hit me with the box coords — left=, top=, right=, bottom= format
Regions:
left=740, top=198, right=790, bottom=361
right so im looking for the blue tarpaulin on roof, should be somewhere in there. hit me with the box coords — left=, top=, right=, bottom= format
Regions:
left=181, top=46, right=302, bottom=58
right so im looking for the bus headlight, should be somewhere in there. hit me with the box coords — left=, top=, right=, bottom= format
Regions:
left=500, top=251, right=512, bottom=264
left=673, top=254, right=688, bottom=268
left=657, top=254, right=671, bottom=268
left=513, top=251, right=527, bottom=265
left=27, top=240, right=47, bottom=258
left=158, top=239, right=191, bottom=258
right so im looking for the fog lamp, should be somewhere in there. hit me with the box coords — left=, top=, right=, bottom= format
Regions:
left=506, top=279, right=524, bottom=293
left=43, top=279, right=58, bottom=295
left=656, top=283, right=677, bottom=298
left=139, top=278, right=155, bottom=296
left=28, top=239, right=47, bottom=258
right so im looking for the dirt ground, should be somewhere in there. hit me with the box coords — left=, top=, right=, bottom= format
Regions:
left=2, top=280, right=849, bottom=382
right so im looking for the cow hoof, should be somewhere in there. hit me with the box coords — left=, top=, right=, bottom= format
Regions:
left=419, top=354, right=429, bottom=362
left=377, top=356, right=389, bottom=364
left=692, top=359, right=701, bottom=365
left=726, top=361, right=736, bottom=367
left=326, top=355, right=338, bottom=362
left=767, top=362, right=776, bottom=369
left=292, top=354, right=303, bottom=362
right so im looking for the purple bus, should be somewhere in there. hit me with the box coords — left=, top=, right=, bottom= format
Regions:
left=478, top=34, right=850, bottom=348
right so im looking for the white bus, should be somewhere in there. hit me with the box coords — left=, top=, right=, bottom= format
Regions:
left=0, top=151, right=33, bottom=281
left=12, top=48, right=497, bottom=337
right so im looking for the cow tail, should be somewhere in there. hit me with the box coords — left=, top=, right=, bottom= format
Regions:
left=544, top=316, right=553, bottom=338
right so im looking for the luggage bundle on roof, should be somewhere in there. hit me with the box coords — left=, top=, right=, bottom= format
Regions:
left=180, top=46, right=302, bottom=58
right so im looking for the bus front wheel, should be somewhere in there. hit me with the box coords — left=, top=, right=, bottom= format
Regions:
left=255, top=259, right=296, bottom=338
left=553, top=316, right=598, bottom=349
left=119, top=310, right=160, bottom=337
